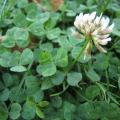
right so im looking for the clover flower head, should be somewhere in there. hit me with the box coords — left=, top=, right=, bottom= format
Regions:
left=73, top=11, right=114, bottom=57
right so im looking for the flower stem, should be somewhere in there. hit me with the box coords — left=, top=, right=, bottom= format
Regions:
left=66, top=39, right=89, bottom=74
left=50, top=39, right=89, bottom=97
left=100, top=0, right=111, bottom=13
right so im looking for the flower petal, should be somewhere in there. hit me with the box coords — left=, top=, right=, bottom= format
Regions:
left=107, top=23, right=114, bottom=33
left=94, top=40, right=107, bottom=52
left=101, top=17, right=110, bottom=29
left=89, top=11, right=96, bottom=21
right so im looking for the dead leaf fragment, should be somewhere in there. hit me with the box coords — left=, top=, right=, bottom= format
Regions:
left=50, top=0, right=64, bottom=11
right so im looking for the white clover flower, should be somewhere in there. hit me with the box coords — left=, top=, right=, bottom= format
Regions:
left=73, top=11, right=114, bottom=57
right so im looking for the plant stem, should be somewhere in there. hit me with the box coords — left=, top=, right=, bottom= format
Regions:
left=18, top=61, right=33, bottom=90
left=50, top=84, right=69, bottom=97
left=108, top=39, right=119, bottom=51
left=0, top=0, right=8, bottom=19
left=95, top=82, right=107, bottom=100
left=100, top=0, right=111, bottom=13
left=50, top=40, right=89, bottom=97
left=66, top=40, right=89, bottom=74
left=73, top=88, right=91, bottom=102
left=33, top=0, right=48, bottom=11
left=106, top=70, right=110, bottom=91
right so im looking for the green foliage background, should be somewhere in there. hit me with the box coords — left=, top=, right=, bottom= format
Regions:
left=0, top=0, right=120, bottom=120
